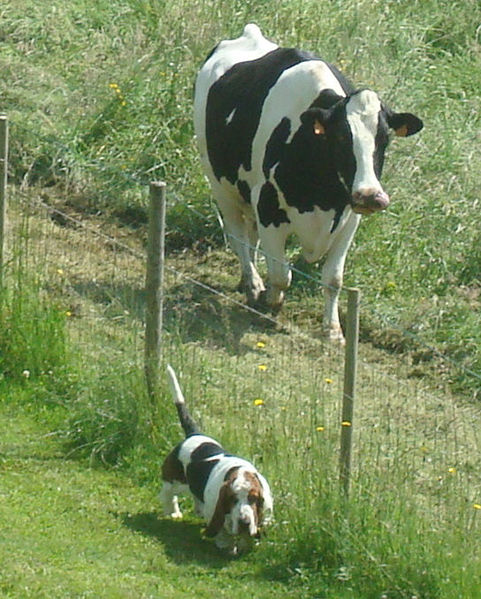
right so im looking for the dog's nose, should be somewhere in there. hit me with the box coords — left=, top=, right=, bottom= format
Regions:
left=238, top=519, right=250, bottom=533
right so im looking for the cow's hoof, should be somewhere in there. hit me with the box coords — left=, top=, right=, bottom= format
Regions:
left=325, top=326, right=346, bottom=346
left=246, top=288, right=264, bottom=307
left=242, top=276, right=266, bottom=306
left=256, top=290, right=283, bottom=315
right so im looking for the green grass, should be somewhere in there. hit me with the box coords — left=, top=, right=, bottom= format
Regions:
left=1, top=0, right=480, bottom=397
left=1, top=1, right=481, bottom=597
left=2, top=198, right=481, bottom=598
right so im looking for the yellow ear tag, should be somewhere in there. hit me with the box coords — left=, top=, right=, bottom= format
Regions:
left=395, top=124, right=408, bottom=137
left=313, top=120, right=325, bottom=135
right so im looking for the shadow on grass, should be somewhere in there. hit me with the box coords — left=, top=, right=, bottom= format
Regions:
left=163, top=282, right=280, bottom=354
left=70, top=275, right=280, bottom=355
left=118, top=511, right=232, bottom=567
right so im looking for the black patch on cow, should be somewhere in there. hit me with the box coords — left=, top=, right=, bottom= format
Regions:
left=257, top=181, right=290, bottom=228
left=310, top=88, right=345, bottom=110
left=237, top=179, right=251, bottom=204
left=263, top=117, right=291, bottom=179
left=272, top=110, right=350, bottom=228
left=205, top=47, right=316, bottom=184
left=373, top=111, right=390, bottom=178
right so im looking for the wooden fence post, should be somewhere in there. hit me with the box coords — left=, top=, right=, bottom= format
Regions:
left=339, top=287, right=360, bottom=497
left=144, top=181, right=167, bottom=415
left=0, top=115, right=8, bottom=289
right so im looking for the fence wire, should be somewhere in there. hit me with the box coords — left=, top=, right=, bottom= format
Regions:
left=5, top=183, right=481, bottom=538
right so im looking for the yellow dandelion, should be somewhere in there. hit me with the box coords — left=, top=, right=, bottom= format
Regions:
left=258, top=364, right=267, bottom=372
left=324, top=377, right=333, bottom=384
left=57, top=268, right=64, bottom=275
left=256, top=341, right=266, bottom=349
left=65, top=311, right=72, bottom=317
left=474, top=504, right=481, bottom=510
left=316, top=426, right=325, bottom=432
left=254, top=398, right=265, bottom=407
left=448, top=467, right=456, bottom=474
left=341, top=421, right=352, bottom=427
left=109, top=82, right=119, bottom=89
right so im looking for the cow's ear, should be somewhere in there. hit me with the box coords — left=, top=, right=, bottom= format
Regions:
left=301, top=108, right=329, bottom=136
left=315, top=88, right=344, bottom=109
left=313, top=119, right=325, bottom=135
left=387, top=111, right=424, bottom=137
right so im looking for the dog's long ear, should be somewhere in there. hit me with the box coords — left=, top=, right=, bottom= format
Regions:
left=256, top=472, right=273, bottom=525
left=204, top=482, right=232, bottom=538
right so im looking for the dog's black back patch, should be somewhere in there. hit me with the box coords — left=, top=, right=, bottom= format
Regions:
left=186, top=441, right=226, bottom=502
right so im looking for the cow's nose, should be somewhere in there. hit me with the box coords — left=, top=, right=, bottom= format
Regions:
left=352, top=189, right=390, bottom=213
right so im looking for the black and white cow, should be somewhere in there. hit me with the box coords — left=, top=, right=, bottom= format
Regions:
left=194, top=24, right=423, bottom=342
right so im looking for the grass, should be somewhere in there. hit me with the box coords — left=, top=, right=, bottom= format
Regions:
left=1, top=0, right=481, bottom=597
left=1, top=402, right=311, bottom=599
left=2, top=195, right=481, bottom=598
left=1, top=0, right=481, bottom=397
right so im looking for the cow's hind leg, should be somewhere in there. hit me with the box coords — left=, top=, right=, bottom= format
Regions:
left=216, top=193, right=265, bottom=305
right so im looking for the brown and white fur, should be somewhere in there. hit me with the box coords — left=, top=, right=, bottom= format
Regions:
left=160, top=365, right=273, bottom=555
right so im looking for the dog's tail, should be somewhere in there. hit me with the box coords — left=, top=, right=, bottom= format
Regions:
left=166, top=365, right=200, bottom=437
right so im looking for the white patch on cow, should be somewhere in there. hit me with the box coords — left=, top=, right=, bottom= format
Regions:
left=226, top=108, right=236, bottom=125
left=346, top=90, right=383, bottom=195
left=286, top=205, right=353, bottom=263
left=194, top=24, right=277, bottom=166
left=251, top=60, right=346, bottom=172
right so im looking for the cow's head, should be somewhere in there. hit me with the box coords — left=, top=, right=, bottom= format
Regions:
left=301, top=89, right=423, bottom=215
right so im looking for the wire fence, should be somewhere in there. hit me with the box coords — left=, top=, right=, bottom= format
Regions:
left=2, top=116, right=481, bottom=535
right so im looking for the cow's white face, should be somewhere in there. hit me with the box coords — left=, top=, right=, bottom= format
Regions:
left=345, top=90, right=390, bottom=215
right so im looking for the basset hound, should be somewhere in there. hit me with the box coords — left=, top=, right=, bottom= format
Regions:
left=160, top=365, right=273, bottom=555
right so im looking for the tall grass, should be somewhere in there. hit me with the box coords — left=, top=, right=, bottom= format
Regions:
left=154, top=338, right=481, bottom=598
left=2, top=0, right=480, bottom=397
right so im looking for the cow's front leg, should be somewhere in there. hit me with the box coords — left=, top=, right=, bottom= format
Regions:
left=258, top=222, right=291, bottom=311
left=321, top=213, right=360, bottom=344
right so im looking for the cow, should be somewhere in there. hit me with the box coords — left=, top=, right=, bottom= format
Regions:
left=193, top=24, right=423, bottom=342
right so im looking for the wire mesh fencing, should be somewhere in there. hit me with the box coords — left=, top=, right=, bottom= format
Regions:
left=5, top=184, right=480, bottom=539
